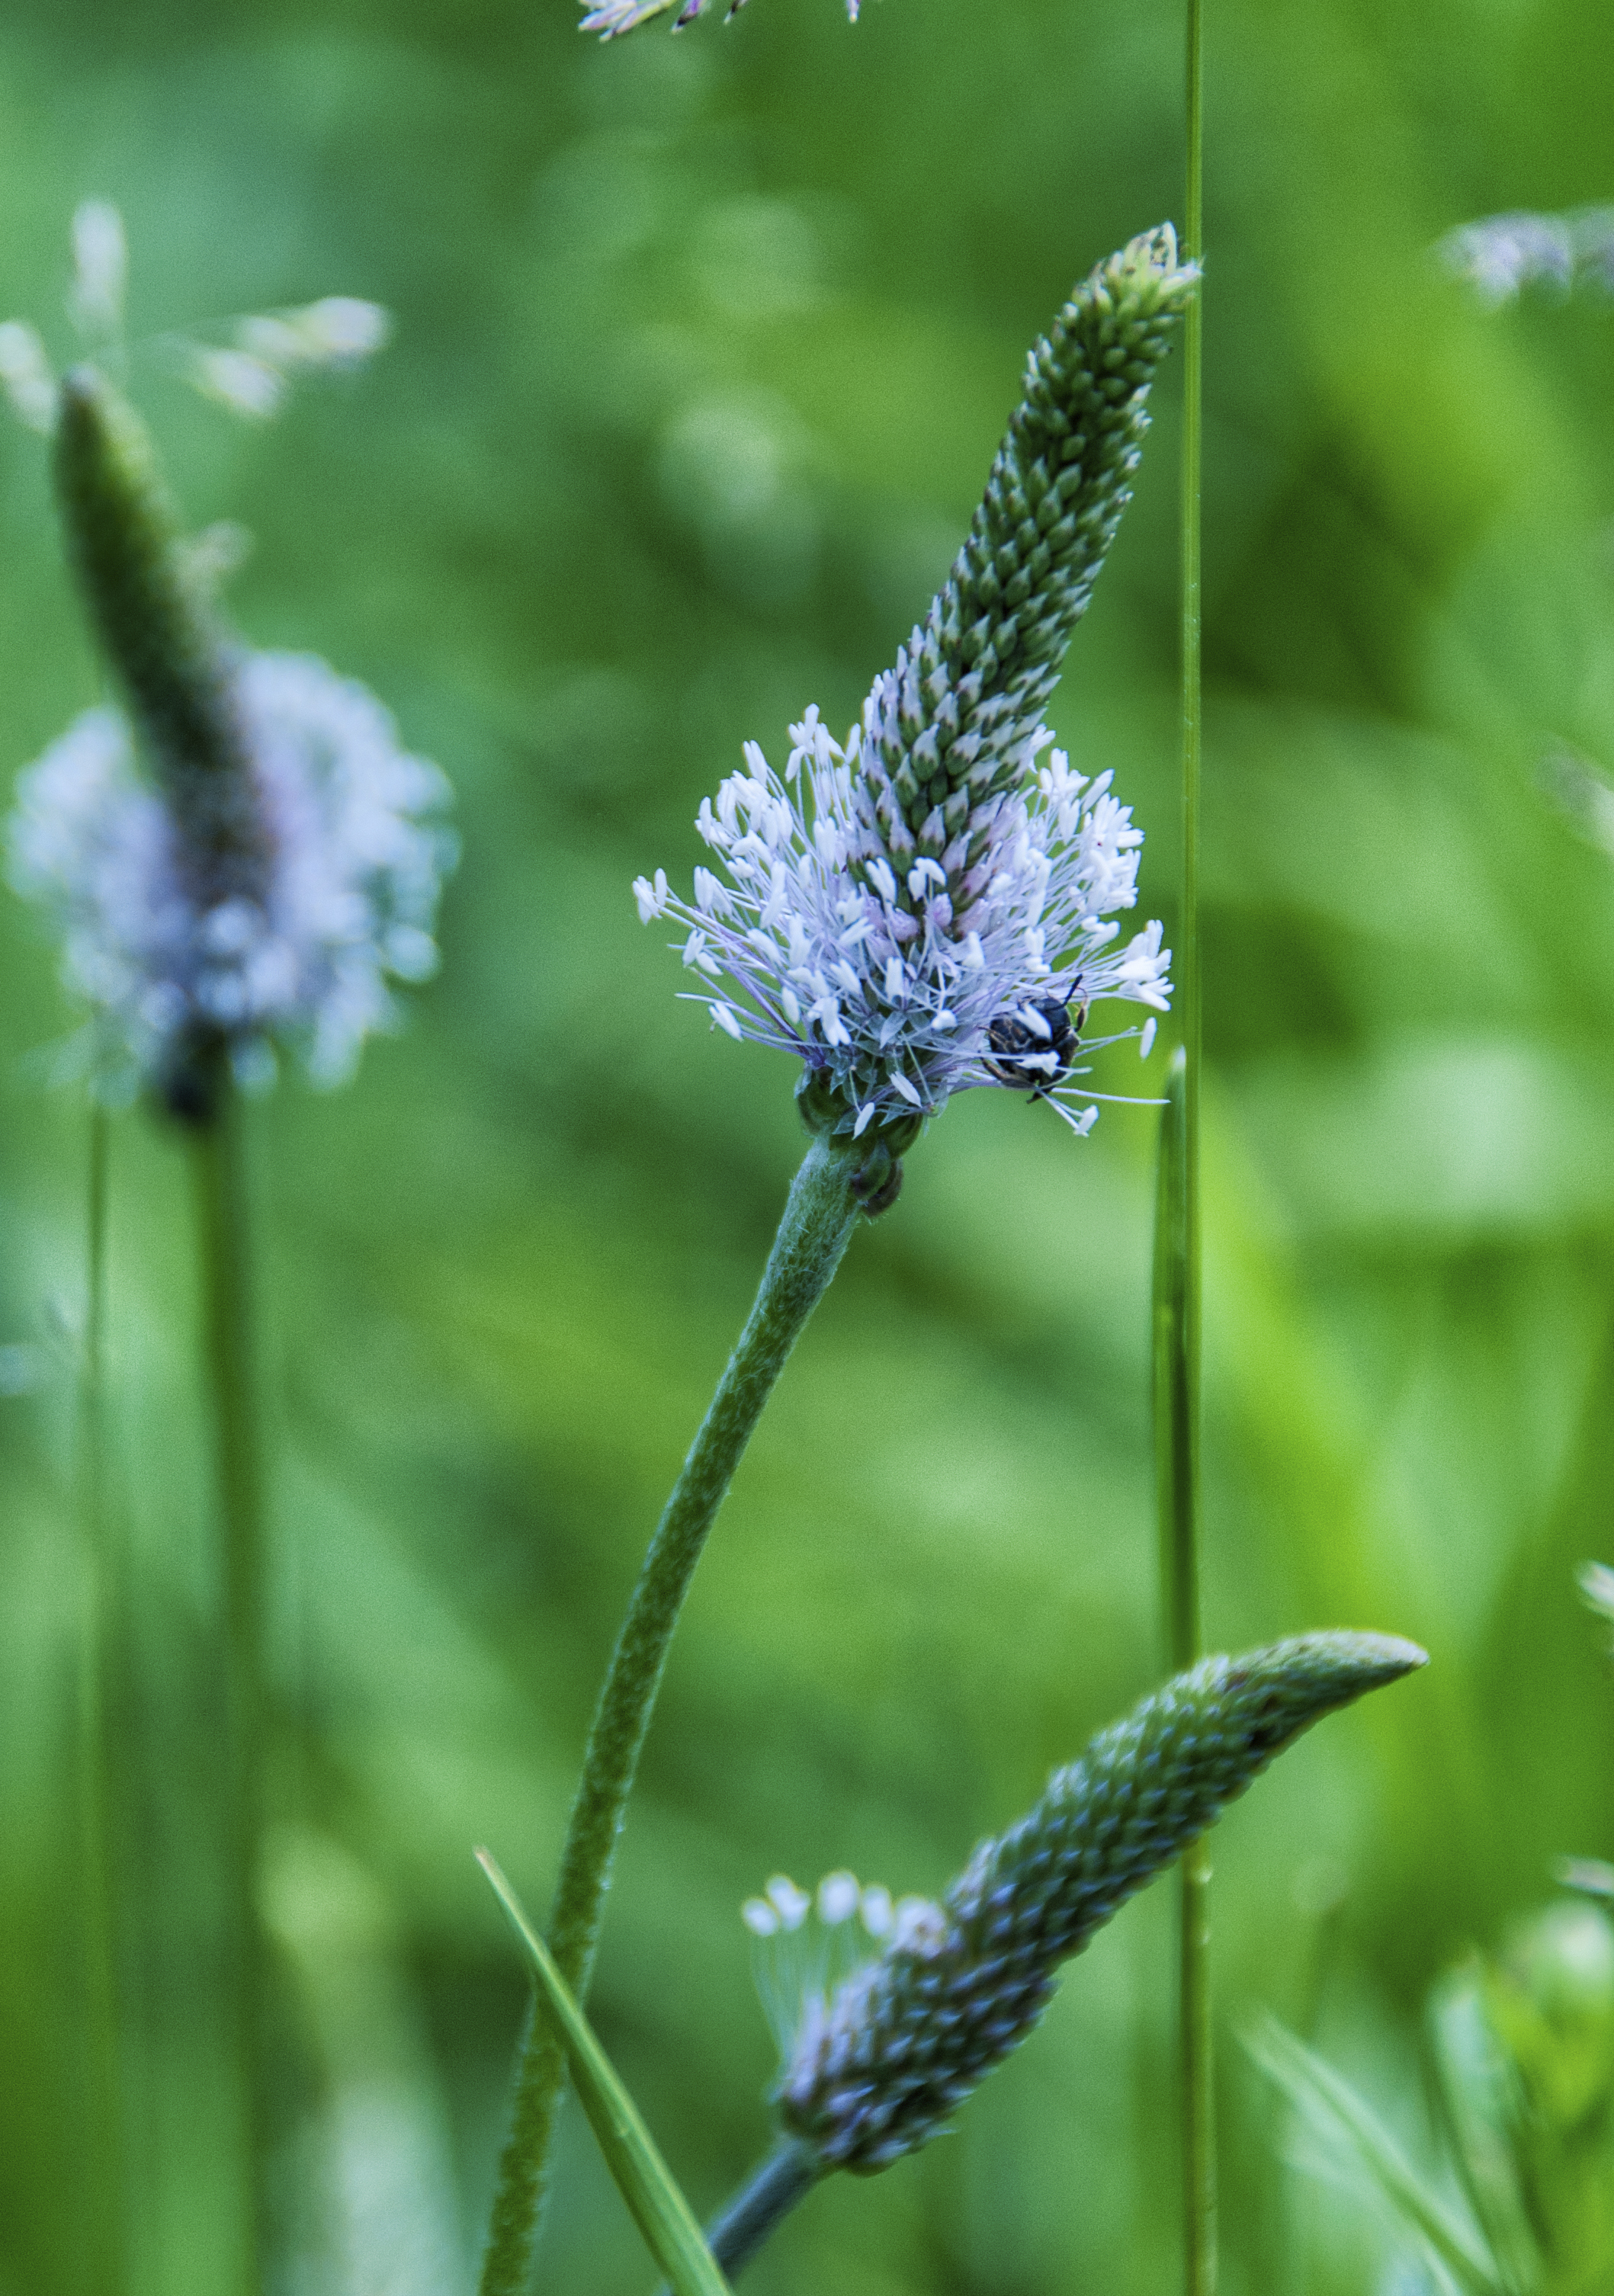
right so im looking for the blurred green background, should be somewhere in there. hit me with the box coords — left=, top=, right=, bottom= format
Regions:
left=2, top=0, right=1613, bottom=2290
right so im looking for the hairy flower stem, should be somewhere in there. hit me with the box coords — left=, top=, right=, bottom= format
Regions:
left=479, top=1134, right=879, bottom=2296
left=190, top=1075, right=268, bottom=2296
left=650, top=2140, right=822, bottom=2294
left=706, top=2142, right=820, bottom=2276
left=1174, top=0, right=1210, bottom=2272
left=76, top=1106, right=126, bottom=2296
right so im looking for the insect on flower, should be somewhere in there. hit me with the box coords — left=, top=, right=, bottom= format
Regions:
left=983, top=984, right=1089, bottom=1098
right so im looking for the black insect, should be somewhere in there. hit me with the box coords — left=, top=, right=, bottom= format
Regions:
left=983, top=989, right=1088, bottom=1098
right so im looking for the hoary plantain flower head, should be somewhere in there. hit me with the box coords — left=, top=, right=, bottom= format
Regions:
left=2, top=206, right=453, bottom=1119
left=744, top=1635, right=1426, bottom=2181
left=634, top=228, right=1194, bottom=1156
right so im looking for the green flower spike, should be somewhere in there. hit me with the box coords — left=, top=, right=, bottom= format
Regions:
left=733, top=1632, right=1424, bottom=2223
left=778, top=1634, right=1424, bottom=2173
left=55, top=368, right=270, bottom=922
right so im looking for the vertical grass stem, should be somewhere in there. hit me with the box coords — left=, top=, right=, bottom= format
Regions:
left=478, top=1134, right=867, bottom=2296
left=190, top=1076, right=268, bottom=2296
left=1169, top=0, right=1213, bottom=2274
left=77, top=1105, right=126, bottom=2296
left=1155, top=1054, right=1215, bottom=2296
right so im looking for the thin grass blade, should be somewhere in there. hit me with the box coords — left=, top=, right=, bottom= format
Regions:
left=1248, top=2015, right=1506, bottom=2296
left=1155, top=1043, right=1195, bottom=1662
left=476, top=1849, right=733, bottom=2296
left=1154, top=1044, right=1214, bottom=2294
left=1427, top=1974, right=1539, bottom=2296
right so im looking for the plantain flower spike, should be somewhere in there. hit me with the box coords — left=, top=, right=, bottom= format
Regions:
left=754, top=1633, right=1425, bottom=2175
left=3, top=208, right=451, bottom=1121
left=634, top=229, right=1195, bottom=1194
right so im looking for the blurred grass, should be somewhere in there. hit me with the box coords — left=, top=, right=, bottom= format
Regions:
left=1, top=0, right=1613, bottom=2291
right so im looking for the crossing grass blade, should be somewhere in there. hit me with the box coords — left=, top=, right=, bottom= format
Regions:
left=475, top=1850, right=734, bottom=2296
left=1248, top=2016, right=1506, bottom=2296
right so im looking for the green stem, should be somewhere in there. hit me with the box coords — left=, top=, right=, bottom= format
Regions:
left=654, top=2141, right=820, bottom=2291
left=1180, top=1, right=1204, bottom=1263
left=77, top=1105, right=125, bottom=2296
left=1170, top=0, right=1213, bottom=2272
left=478, top=1135, right=866, bottom=2296
left=704, top=2142, right=819, bottom=2278
left=190, top=1078, right=268, bottom=2296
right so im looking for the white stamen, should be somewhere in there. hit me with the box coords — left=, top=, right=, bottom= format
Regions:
left=634, top=869, right=669, bottom=922
left=765, top=1875, right=810, bottom=1930
left=860, top=1885, right=894, bottom=1937
left=0, top=322, right=57, bottom=433
left=893, top=1897, right=949, bottom=1955
left=817, top=1871, right=860, bottom=1925
left=188, top=348, right=284, bottom=421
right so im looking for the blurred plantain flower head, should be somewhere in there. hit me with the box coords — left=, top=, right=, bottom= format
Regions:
left=2, top=205, right=454, bottom=1117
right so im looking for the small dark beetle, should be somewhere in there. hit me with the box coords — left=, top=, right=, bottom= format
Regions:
left=984, top=990, right=1088, bottom=1098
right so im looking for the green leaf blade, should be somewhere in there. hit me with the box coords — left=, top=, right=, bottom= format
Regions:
left=1248, top=2015, right=1507, bottom=2296
left=476, top=1850, right=733, bottom=2296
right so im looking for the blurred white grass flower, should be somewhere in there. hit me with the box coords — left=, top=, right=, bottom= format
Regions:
left=0, top=321, right=57, bottom=434
left=10, top=653, right=454, bottom=1099
left=1542, top=746, right=1614, bottom=859
left=67, top=201, right=127, bottom=343
left=190, top=297, right=393, bottom=423
left=1, top=209, right=451, bottom=1112
left=238, top=296, right=391, bottom=368
left=634, top=229, right=1194, bottom=1143
left=0, top=198, right=390, bottom=433
left=1438, top=206, right=1614, bottom=305
left=189, top=348, right=287, bottom=422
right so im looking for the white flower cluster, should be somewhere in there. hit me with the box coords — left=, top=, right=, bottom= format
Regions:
left=1438, top=206, right=1614, bottom=306
left=9, top=652, right=454, bottom=1097
left=634, top=704, right=1168, bottom=1139
left=742, top=1869, right=945, bottom=2059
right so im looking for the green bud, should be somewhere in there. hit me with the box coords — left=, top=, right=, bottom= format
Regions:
left=795, top=1072, right=923, bottom=1218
